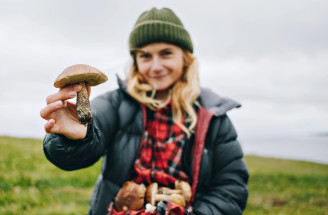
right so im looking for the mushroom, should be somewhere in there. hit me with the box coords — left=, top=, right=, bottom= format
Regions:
left=157, top=181, right=192, bottom=203
left=158, top=187, right=182, bottom=195
left=174, top=180, right=192, bottom=203
left=146, top=182, right=186, bottom=207
left=54, top=64, right=108, bottom=125
left=115, top=181, right=146, bottom=211
left=146, top=183, right=159, bottom=206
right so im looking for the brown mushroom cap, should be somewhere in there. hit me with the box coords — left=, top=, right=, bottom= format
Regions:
left=54, top=64, right=108, bottom=88
left=115, top=181, right=146, bottom=211
left=146, top=182, right=158, bottom=206
left=175, top=181, right=192, bottom=203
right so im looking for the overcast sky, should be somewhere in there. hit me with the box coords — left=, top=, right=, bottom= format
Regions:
left=0, top=0, right=327, bottom=161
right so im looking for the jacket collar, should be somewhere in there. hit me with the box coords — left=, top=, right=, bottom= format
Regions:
left=199, top=87, right=241, bottom=116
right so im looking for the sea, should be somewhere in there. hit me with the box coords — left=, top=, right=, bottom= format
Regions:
left=240, top=135, right=328, bottom=164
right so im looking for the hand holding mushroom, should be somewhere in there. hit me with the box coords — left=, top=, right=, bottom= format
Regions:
left=40, top=64, right=107, bottom=140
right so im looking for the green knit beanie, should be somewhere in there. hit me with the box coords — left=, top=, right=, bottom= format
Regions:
left=129, top=8, right=193, bottom=53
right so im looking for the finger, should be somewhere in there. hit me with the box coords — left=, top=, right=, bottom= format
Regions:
left=40, top=100, right=63, bottom=119
left=46, top=84, right=82, bottom=105
left=44, top=119, right=56, bottom=133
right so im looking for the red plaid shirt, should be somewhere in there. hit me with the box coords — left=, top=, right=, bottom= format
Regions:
left=108, top=103, right=192, bottom=215
left=132, top=104, right=189, bottom=186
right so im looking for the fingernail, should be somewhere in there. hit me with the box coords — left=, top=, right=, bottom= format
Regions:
left=48, top=119, right=55, bottom=125
left=75, top=85, right=82, bottom=90
left=55, top=101, right=62, bottom=107
left=69, top=91, right=76, bottom=97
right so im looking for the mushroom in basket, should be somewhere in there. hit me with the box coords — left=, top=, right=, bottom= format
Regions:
left=146, top=181, right=192, bottom=208
left=115, top=181, right=146, bottom=211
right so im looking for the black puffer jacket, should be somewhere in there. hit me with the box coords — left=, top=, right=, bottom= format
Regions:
left=43, top=79, right=249, bottom=215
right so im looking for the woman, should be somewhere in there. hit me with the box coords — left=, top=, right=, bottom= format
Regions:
left=41, top=7, right=249, bottom=215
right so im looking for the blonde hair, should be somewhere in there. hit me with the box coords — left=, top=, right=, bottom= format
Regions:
left=126, top=50, right=200, bottom=138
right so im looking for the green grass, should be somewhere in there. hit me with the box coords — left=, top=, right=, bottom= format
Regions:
left=1, top=136, right=327, bottom=214
left=0, top=136, right=101, bottom=215
left=244, top=156, right=328, bottom=215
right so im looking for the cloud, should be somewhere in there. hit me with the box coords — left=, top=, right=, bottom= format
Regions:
left=199, top=51, right=328, bottom=105
left=0, top=0, right=328, bottom=141
left=183, top=1, right=328, bottom=58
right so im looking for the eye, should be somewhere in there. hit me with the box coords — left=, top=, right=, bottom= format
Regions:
left=136, top=51, right=151, bottom=60
left=162, top=51, right=172, bottom=56
left=140, top=53, right=150, bottom=59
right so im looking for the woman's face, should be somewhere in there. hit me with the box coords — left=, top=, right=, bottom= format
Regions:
left=135, top=42, right=184, bottom=95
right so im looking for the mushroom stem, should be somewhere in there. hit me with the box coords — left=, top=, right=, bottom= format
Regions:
left=154, top=194, right=186, bottom=207
left=154, top=194, right=171, bottom=202
left=76, top=82, right=92, bottom=125
left=158, top=187, right=183, bottom=195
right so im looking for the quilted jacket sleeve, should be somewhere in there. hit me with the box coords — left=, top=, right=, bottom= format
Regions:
left=192, top=115, right=249, bottom=215
left=43, top=91, right=120, bottom=171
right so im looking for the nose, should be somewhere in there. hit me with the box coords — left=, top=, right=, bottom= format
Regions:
left=150, top=57, right=164, bottom=73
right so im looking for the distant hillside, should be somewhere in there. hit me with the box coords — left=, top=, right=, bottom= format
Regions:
left=314, top=132, right=328, bottom=137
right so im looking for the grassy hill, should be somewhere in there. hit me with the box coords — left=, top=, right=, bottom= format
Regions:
left=0, top=136, right=327, bottom=215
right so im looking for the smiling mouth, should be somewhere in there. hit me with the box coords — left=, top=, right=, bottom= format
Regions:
left=152, top=75, right=167, bottom=79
